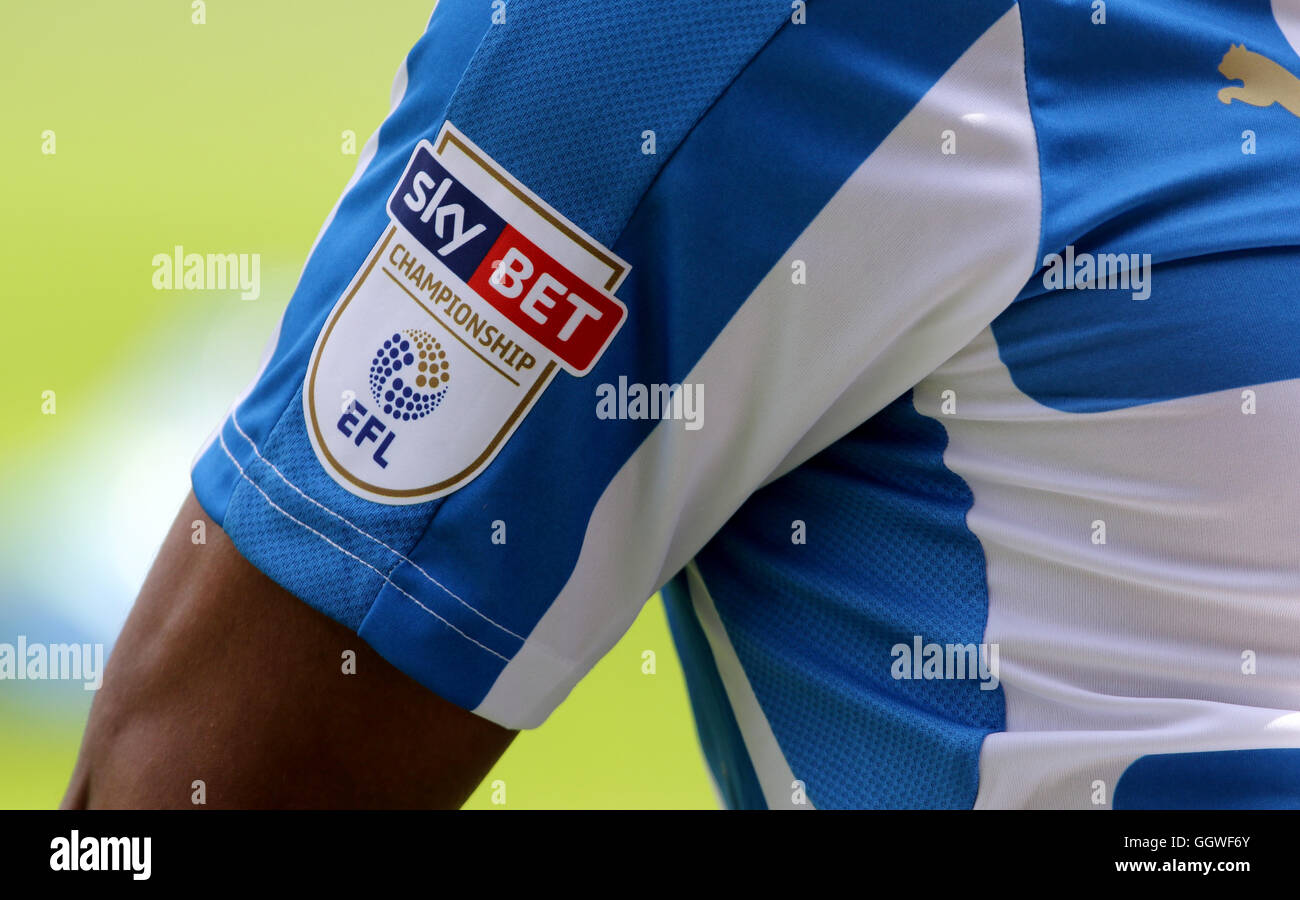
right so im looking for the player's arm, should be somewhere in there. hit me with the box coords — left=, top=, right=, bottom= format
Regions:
left=61, top=491, right=515, bottom=810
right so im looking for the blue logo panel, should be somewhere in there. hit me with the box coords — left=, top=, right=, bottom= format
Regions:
left=388, top=144, right=506, bottom=284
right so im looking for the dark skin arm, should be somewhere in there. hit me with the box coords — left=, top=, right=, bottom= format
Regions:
left=61, top=491, right=515, bottom=809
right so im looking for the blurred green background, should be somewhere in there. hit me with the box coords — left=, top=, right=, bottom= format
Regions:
left=0, top=0, right=714, bottom=809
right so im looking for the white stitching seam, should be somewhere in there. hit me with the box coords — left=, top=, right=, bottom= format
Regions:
left=217, top=430, right=511, bottom=663
left=229, top=411, right=526, bottom=642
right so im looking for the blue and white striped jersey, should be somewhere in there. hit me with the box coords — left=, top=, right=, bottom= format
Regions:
left=193, top=0, right=1300, bottom=808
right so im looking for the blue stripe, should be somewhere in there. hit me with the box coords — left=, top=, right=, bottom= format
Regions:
left=1116, top=749, right=1300, bottom=809
left=696, top=392, right=1004, bottom=808
left=444, top=0, right=794, bottom=245
left=996, top=0, right=1300, bottom=412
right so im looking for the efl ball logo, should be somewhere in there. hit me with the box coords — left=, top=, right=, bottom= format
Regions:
left=368, top=329, right=449, bottom=422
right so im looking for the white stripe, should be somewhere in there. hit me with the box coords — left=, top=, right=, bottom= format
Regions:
left=910, top=327, right=1300, bottom=808
left=475, top=5, right=1041, bottom=728
left=1272, top=0, right=1300, bottom=58
left=684, top=562, right=812, bottom=809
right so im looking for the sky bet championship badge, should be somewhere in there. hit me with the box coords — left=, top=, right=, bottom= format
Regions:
left=304, top=122, right=631, bottom=504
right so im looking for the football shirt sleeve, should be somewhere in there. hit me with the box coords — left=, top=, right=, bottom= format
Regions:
left=191, top=0, right=1043, bottom=728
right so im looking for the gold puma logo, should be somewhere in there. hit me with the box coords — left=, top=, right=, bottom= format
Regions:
left=1217, top=43, right=1300, bottom=119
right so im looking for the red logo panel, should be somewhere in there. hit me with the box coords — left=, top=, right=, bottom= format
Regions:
left=467, top=224, right=626, bottom=374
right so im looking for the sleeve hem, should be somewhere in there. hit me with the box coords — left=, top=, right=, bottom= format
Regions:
left=196, top=414, right=578, bottom=730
